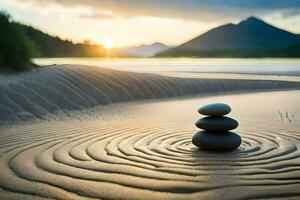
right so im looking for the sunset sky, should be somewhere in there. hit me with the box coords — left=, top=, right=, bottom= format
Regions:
left=1, top=0, right=300, bottom=47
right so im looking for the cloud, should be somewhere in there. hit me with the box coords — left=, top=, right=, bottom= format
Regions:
left=280, top=8, right=300, bottom=18
left=14, top=0, right=300, bottom=21
left=80, top=10, right=117, bottom=19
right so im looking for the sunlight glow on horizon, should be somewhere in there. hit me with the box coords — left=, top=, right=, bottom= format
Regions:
left=101, top=39, right=115, bottom=49
left=1, top=0, right=299, bottom=47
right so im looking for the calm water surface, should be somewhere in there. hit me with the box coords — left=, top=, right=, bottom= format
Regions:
left=34, top=58, right=300, bottom=74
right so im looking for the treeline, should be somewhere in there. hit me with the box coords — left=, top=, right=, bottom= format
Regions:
left=18, top=24, right=107, bottom=58
left=0, top=11, right=35, bottom=71
left=0, top=11, right=107, bottom=71
left=156, top=47, right=300, bottom=58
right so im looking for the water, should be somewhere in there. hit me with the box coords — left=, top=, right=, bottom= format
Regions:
left=34, top=58, right=300, bottom=75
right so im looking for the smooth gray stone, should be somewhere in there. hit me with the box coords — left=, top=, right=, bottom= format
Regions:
left=195, top=117, right=238, bottom=131
left=198, top=103, right=231, bottom=116
left=192, top=131, right=242, bottom=151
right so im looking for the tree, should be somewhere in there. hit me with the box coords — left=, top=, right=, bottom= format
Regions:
left=0, top=11, right=35, bottom=71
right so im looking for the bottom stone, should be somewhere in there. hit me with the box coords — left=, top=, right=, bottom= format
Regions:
left=192, top=131, right=242, bottom=151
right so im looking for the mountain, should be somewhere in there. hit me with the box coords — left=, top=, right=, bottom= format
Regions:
left=16, top=23, right=107, bottom=57
left=157, top=17, right=300, bottom=57
left=117, top=42, right=169, bottom=57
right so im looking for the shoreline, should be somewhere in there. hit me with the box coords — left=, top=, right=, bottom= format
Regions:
left=1, top=64, right=300, bottom=125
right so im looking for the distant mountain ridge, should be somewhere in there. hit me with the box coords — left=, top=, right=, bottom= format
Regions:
left=9, top=16, right=300, bottom=58
left=157, top=17, right=300, bottom=57
left=117, top=42, right=169, bottom=57
left=17, top=22, right=169, bottom=58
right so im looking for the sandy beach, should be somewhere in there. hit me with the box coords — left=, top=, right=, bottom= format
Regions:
left=1, top=0, right=300, bottom=198
left=0, top=65, right=300, bottom=199
left=0, top=65, right=300, bottom=124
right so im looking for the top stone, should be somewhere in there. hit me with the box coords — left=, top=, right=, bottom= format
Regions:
left=198, top=103, right=231, bottom=116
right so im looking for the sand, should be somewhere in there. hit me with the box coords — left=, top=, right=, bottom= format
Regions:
left=0, top=90, right=299, bottom=199
left=0, top=65, right=300, bottom=124
left=0, top=65, right=300, bottom=199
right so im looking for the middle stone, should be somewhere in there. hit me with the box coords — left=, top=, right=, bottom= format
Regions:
left=195, top=117, right=238, bottom=131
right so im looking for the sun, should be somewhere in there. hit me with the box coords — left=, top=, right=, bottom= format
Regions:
left=101, top=39, right=115, bottom=49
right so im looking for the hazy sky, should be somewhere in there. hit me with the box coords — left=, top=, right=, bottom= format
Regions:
left=1, top=0, right=300, bottom=47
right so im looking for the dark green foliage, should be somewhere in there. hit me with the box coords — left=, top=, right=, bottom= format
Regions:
left=0, top=11, right=35, bottom=71
left=17, top=23, right=107, bottom=57
left=0, top=10, right=106, bottom=64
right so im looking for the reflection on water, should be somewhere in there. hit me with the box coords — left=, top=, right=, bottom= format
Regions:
left=34, top=58, right=300, bottom=74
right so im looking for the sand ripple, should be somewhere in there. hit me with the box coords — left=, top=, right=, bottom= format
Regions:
left=1, top=65, right=300, bottom=124
left=0, top=91, right=299, bottom=199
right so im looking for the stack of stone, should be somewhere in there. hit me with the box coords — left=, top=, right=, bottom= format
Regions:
left=192, top=103, right=242, bottom=151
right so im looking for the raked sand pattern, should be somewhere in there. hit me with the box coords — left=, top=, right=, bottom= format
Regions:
left=0, top=90, right=299, bottom=200
left=1, top=65, right=300, bottom=124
